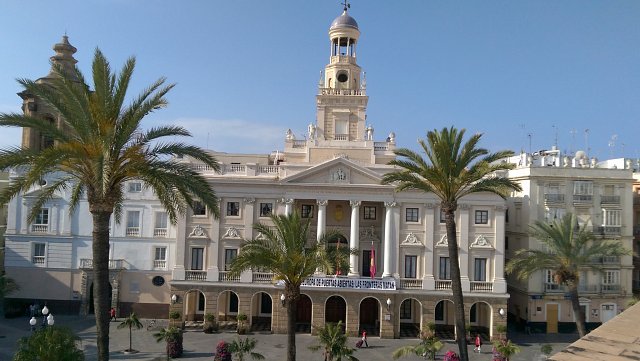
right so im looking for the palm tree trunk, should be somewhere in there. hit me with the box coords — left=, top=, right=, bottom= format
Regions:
left=285, top=285, right=300, bottom=361
left=129, top=325, right=132, bottom=351
left=92, top=211, right=112, bottom=361
left=445, top=210, right=469, bottom=361
left=567, top=283, right=587, bottom=337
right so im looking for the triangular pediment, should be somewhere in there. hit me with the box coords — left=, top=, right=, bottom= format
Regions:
left=23, top=187, right=63, bottom=199
left=281, top=157, right=385, bottom=186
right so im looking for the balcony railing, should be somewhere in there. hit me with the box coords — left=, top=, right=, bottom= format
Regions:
left=32, top=256, right=45, bottom=265
left=80, top=259, right=125, bottom=269
left=153, top=228, right=167, bottom=237
left=252, top=272, right=274, bottom=283
left=399, top=278, right=423, bottom=289
left=578, top=284, right=599, bottom=293
left=31, top=224, right=48, bottom=233
left=573, top=194, right=593, bottom=203
left=334, top=134, right=348, bottom=141
left=374, top=142, right=389, bottom=151
left=226, top=164, right=246, bottom=173
left=545, top=283, right=565, bottom=292
left=596, top=226, right=621, bottom=236
left=544, top=194, right=565, bottom=203
left=470, top=281, right=494, bottom=293
left=590, top=256, right=620, bottom=264
left=258, top=165, right=279, bottom=174
left=292, top=140, right=307, bottom=149
left=185, top=270, right=207, bottom=281
left=435, top=280, right=452, bottom=290
left=319, top=87, right=365, bottom=96
left=601, top=284, right=621, bottom=293
left=219, top=271, right=240, bottom=282
left=600, top=195, right=620, bottom=204
left=153, top=260, right=167, bottom=270
left=125, top=227, right=140, bottom=236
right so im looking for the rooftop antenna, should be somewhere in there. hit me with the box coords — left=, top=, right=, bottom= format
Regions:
left=608, top=134, right=618, bottom=158
left=584, top=129, right=590, bottom=158
left=527, top=133, right=533, bottom=155
left=341, top=0, right=350, bottom=11
left=569, top=129, right=577, bottom=155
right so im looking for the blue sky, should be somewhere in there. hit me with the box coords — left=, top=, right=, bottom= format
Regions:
left=1, top=1, right=638, bottom=160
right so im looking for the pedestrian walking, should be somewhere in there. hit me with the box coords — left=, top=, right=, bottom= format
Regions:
left=361, top=329, right=368, bottom=348
left=109, top=307, right=117, bottom=322
left=474, top=334, right=482, bottom=353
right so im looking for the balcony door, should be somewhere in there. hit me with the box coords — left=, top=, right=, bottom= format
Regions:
left=191, top=247, right=204, bottom=270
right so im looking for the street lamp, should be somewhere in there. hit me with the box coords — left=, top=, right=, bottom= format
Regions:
left=41, top=306, right=54, bottom=328
left=280, top=294, right=286, bottom=307
left=29, top=317, right=37, bottom=332
left=499, top=308, right=506, bottom=319
left=171, top=294, right=178, bottom=304
left=386, top=298, right=392, bottom=311
left=47, top=314, right=55, bottom=326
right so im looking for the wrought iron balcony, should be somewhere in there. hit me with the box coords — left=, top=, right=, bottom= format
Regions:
left=600, top=195, right=620, bottom=204
left=596, top=226, right=621, bottom=236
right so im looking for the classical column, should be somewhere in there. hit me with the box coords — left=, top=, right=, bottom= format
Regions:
left=458, top=204, right=470, bottom=292
left=423, top=203, right=436, bottom=290
left=243, top=198, right=256, bottom=239
left=172, top=213, right=187, bottom=281
left=20, top=200, right=28, bottom=234
left=284, top=198, right=294, bottom=216
left=349, top=200, right=361, bottom=276
left=50, top=203, right=59, bottom=234
left=382, top=201, right=396, bottom=278
left=493, top=204, right=507, bottom=293
left=316, top=200, right=328, bottom=242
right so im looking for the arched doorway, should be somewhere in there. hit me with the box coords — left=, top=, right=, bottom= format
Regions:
left=325, top=295, right=347, bottom=330
left=217, top=290, right=239, bottom=330
left=399, top=298, right=422, bottom=338
left=89, top=282, right=113, bottom=315
left=250, top=292, right=272, bottom=332
left=296, top=294, right=312, bottom=333
left=469, top=302, right=492, bottom=341
left=184, top=290, right=205, bottom=321
left=359, top=297, right=380, bottom=336
left=434, top=299, right=456, bottom=340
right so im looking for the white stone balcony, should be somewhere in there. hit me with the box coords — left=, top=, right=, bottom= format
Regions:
left=125, top=227, right=140, bottom=237
left=153, top=260, right=167, bottom=270
left=79, top=258, right=125, bottom=269
left=470, top=281, right=494, bottom=293
left=334, top=134, right=348, bottom=141
left=31, top=224, right=48, bottom=233
left=218, top=271, right=240, bottom=282
left=252, top=272, right=274, bottom=283
left=153, top=228, right=167, bottom=237
left=435, top=280, right=452, bottom=290
left=185, top=270, right=206, bottom=281
left=399, top=278, right=422, bottom=289
left=32, top=256, right=45, bottom=265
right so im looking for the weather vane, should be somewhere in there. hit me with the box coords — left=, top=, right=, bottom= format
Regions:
left=341, top=0, right=350, bottom=11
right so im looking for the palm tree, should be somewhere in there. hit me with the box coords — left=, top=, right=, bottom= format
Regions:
left=0, top=49, right=219, bottom=361
left=505, top=213, right=629, bottom=337
left=309, top=321, right=359, bottom=361
left=491, top=339, right=520, bottom=361
left=117, top=312, right=143, bottom=352
left=154, top=326, right=184, bottom=358
left=228, top=211, right=344, bottom=361
left=382, top=127, right=521, bottom=361
left=392, top=324, right=443, bottom=361
left=229, top=336, right=266, bottom=361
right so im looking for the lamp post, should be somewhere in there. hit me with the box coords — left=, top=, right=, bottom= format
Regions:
left=280, top=293, right=286, bottom=307
left=41, top=306, right=54, bottom=329
left=29, top=317, right=37, bottom=332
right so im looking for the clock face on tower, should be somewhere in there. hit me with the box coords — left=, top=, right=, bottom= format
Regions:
left=337, top=72, right=348, bottom=83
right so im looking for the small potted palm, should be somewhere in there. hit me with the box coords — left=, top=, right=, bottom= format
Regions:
left=118, top=312, right=143, bottom=354
left=154, top=326, right=183, bottom=358
left=236, top=313, right=249, bottom=335
left=203, top=312, right=218, bottom=334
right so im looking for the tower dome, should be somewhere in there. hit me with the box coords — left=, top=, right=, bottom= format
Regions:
left=330, top=10, right=359, bottom=30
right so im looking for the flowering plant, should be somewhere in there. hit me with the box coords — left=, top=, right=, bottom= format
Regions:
left=444, top=350, right=460, bottom=361
left=214, top=341, right=232, bottom=361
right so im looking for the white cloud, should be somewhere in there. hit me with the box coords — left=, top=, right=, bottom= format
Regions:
left=158, top=117, right=287, bottom=154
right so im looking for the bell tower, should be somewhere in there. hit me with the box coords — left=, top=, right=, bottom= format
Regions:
left=315, top=2, right=368, bottom=143
left=18, top=35, right=79, bottom=151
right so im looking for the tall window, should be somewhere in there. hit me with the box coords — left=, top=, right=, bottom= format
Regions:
left=603, top=270, right=620, bottom=285
left=224, top=249, right=238, bottom=271
left=405, top=208, right=419, bottom=222
left=32, top=208, right=49, bottom=232
left=32, top=243, right=46, bottom=265
left=154, top=247, right=167, bottom=269
left=193, top=201, right=207, bottom=216
left=475, top=210, right=489, bottom=224
left=573, top=181, right=593, bottom=195
left=404, top=255, right=417, bottom=279
left=259, top=203, right=273, bottom=217
left=126, top=211, right=140, bottom=236
left=128, top=182, right=142, bottom=192
left=226, top=201, right=239, bottom=216
left=545, top=207, right=566, bottom=223
left=474, top=258, right=487, bottom=281
left=301, top=204, right=314, bottom=218
left=439, top=257, right=450, bottom=280
left=191, top=248, right=204, bottom=270
left=603, top=209, right=621, bottom=226
left=363, top=206, right=376, bottom=220
left=154, top=212, right=168, bottom=237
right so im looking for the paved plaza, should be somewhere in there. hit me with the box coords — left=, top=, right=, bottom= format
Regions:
left=0, top=315, right=577, bottom=360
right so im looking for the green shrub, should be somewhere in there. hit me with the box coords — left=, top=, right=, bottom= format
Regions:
left=169, top=310, right=181, bottom=320
left=13, top=327, right=84, bottom=361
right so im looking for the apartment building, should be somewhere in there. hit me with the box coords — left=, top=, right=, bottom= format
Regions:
left=504, top=150, right=634, bottom=333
